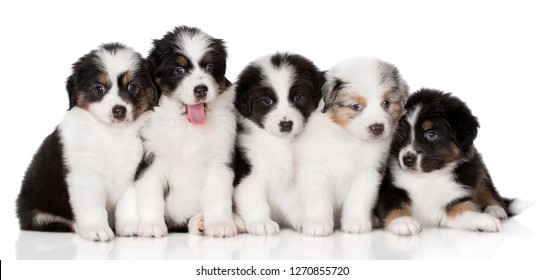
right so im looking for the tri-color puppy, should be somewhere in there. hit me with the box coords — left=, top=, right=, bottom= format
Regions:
left=233, top=53, right=324, bottom=235
left=295, top=57, right=409, bottom=236
left=16, top=43, right=158, bottom=241
left=135, top=26, right=240, bottom=237
left=374, top=89, right=531, bottom=235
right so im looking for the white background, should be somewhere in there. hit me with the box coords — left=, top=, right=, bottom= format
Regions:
left=1, top=0, right=543, bottom=278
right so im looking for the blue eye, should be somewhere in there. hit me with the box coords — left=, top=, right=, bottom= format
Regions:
left=424, top=131, right=438, bottom=142
left=263, top=97, right=274, bottom=106
left=351, top=103, right=362, bottom=111
left=127, top=83, right=137, bottom=93
left=382, top=100, right=390, bottom=109
left=174, top=67, right=186, bottom=76
left=95, top=85, right=106, bottom=94
left=205, top=64, right=215, bottom=73
left=293, top=94, right=302, bottom=102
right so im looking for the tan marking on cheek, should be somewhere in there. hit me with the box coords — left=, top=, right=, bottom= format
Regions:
left=446, top=201, right=479, bottom=218
left=383, top=204, right=413, bottom=228
left=422, top=120, right=433, bottom=131
left=176, top=56, right=188, bottom=67
left=75, top=91, right=89, bottom=109
left=388, top=102, right=404, bottom=124
left=133, top=87, right=156, bottom=119
left=445, top=142, right=461, bottom=163
left=327, top=93, right=366, bottom=127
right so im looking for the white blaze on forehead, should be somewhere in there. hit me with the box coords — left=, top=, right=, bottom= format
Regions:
left=328, top=57, right=384, bottom=99
left=177, top=31, right=213, bottom=66
left=96, top=47, right=139, bottom=87
left=257, top=56, right=294, bottom=101
left=406, top=105, right=421, bottom=145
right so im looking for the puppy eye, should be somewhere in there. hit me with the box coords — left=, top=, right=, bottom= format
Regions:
left=127, top=83, right=138, bottom=93
left=263, top=97, right=274, bottom=106
left=351, top=103, right=362, bottom=111
left=293, top=94, right=302, bottom=102
left=382, top=100, right=390, bottom=109
left=174, top=67, right=186, bottom=76
left=205, top=64, right=215, bottom=73
left=95, top=85, right=106, bottom=94
left=424, top=131, right=438, bottom=142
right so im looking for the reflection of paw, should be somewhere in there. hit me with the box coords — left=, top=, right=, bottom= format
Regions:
left=302, top=221, right=333, bottom=236
left=76, top=225, right=114, bottom=242
left=485, top=205, right=508, bottom=221
left=387, top=216, right=422, bottom=236
left=341, top=219, right=372, bottom=234
left=246, top=219, right=280, bottom=236
left=205, top=220, right=237, bottom=238
left=188, top=213, right=205, bottom=235
left=137, top=222, right=168, bottom=237
left=459, top=212, right=502, bottom=232
left=115, top=224, right=138, bottom=237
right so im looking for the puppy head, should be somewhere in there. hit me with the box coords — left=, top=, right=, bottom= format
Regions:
left=235, top=52, right=324, bottom=137
left=395, top=88, right=480, bottom=172
left=322, top=57, right=409, bottom=141
left=66, top=43, right=158, bottom=125
left=148, top=26, right=229, bottom=126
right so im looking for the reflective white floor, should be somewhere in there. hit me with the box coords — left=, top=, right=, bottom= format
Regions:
left=14, top=217, right=536, bottom=260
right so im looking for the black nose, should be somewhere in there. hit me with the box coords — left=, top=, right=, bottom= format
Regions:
left=402, top=153, right=417, bottom=167
left=369, top=123, right=384, bottom=136
left=279, top=120, right=293, bottom=133
left=112, top=105, right=127, bottom=120
left=194, top=85, right=208, bottom=99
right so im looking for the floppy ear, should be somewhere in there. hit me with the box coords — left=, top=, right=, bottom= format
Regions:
left=321, top=74, right=343, bottom=113
left=311, top=71, right=326, bottom=108
left=234, top=81, right=252, bottom=117
left=448, top=98, right=480, bottom=152
left=146, top=59, right=162, bottom=106
left=66, top=74, right=77, bottom=110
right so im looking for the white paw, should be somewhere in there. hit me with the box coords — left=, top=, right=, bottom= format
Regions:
left=302, top=221, right=334, bottom=236
left=485, top=205, right=508, bottom=221
left=188, top=213, right=205, bottom=235
left=387, top=216, right=422, bottom=236
left=205, top=220, right=238, bottom=238
left=76, top=224, right=114, bottom=242
left=233, top=215, right=246, bottom=234
left=245, top=219, right=280, bottom=236
left=341, top=219, right=372, bottom=234
left=138, top=222, right=168, bottom=237
left=462, top=212, right=502, bottom=232
left=115, top=224, right=138, bottom=237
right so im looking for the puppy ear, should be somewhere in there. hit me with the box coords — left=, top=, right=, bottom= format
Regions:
left=448, top=97, right=480, bottom=152
left=311, top=71, right=326, bottom=108
left=322, top=74, right=343, bottom=113
left=66, top=74, right=77, bottom=110
left=397, top=71, right=410, bottom=116
left=234, top=81, right=252, bottom=117
left=147, top=59, right=162, bottom=106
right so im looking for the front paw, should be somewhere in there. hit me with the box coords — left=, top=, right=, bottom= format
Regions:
left=386, top=216, right=422, bottom=236
left=188, top=213, right=205, bottom=235
left=341, top=219, right=372, bottom=234
left=138, top=222, right=168, bottom=237
left=76, top=224, right=114, bottom=242
left=115, top=224, right=138, bottom=237
left=205, top=220, right=238, bottom=238
left=484, top=205, right=508, bottom=221
left=302, top=221, right=333, bottom=236
left=245, top=219, right=280, bottom=236
left=467, top=213, right=502, bottom=232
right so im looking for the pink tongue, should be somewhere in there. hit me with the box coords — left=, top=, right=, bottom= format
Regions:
left=187, top=103, right=206, bottom=125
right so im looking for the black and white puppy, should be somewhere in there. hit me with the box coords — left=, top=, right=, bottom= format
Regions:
left=374, top=89, right=531, bottom=235
left=16, top=43, right=158, bottom=241
left=233, top=53, right=324, bottom=235
left=295, top=57, right=409, bottom=236
left=135, top=26, right=239, bottom=238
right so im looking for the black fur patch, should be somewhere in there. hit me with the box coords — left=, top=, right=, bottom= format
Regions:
left=134, top=150, right=155, bottom=181
left=231, top=124, right=253, bottom=186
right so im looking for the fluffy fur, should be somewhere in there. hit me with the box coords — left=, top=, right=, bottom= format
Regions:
left=374, top=89, right=531, bottom=235
left=16, top=43, right=158, bottom=241
left=233, top=52, right=324, bottom=235
left=295, top=57, right=409, bottom=236
left=135, top=26, right=239, bottom=238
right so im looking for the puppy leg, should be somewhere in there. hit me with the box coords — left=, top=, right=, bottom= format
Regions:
left=201, top=166, right=237, bottom=238
left=235, top=175, right=279, bottom=236
left=442, top=200, right=501, bottom=232
left=67, top=173, right=113, bottom=242
left=115, top=187, right=139, bottom=237
left=135, top=162, right=167, bottom=237
left=297, top=174, right=334, bottom=236
left=279, top=187, right=303, bottom=232
left=340, top=173, right=379, bottom=234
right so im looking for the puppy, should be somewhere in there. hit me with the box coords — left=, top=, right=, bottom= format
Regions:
left=135, top=26, right=239, bottom=237
left=295, top=57, right=409, bottom=236
left=233, top=53, right=324, bottom=235
left=16, top=43, right=158, bottom=241
left=374, top=89, right=532, bottom=235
